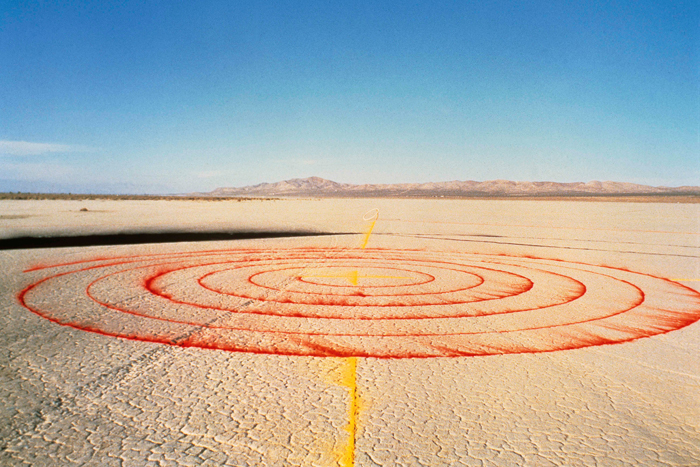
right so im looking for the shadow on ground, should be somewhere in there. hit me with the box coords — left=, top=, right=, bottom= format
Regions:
left=0, top=231, right=352, bottom=250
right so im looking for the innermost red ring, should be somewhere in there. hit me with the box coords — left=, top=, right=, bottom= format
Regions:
left=275, top=265, right=434, bottom=288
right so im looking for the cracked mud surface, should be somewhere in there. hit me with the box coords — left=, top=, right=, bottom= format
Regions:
left=1, top=198, right=699, bottom=466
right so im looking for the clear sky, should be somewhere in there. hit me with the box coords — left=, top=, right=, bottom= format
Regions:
left=1, top=1, right=698, bottom=194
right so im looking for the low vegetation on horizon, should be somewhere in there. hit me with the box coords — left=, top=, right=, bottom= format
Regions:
left=2, top=191, right=699, bottom=203
left=0, top=193, right=276, bottom=201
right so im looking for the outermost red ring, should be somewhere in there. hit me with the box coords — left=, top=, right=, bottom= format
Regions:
left=16, top=247, right=700, bottom=357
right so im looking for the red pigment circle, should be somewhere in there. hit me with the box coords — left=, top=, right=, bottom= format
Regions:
left=17, top=247, right=700, bottom=358
left=241, top=265, right=479, bottom=297
left=142, top=257, right=563, bottom=319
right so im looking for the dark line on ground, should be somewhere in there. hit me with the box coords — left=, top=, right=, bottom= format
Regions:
left=445, top=233, right=699, bottom=249
left=386, top=233, right=700, bottom=259
left=0, top=231, right=353, bottom=250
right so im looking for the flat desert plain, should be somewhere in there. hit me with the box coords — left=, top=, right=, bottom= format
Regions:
left=1, top=198, right=699, bottom=466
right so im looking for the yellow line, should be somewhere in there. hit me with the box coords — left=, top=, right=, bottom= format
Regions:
left=340, top=357, right=358, bottom=467
left=360, top=219, right=376, bottom=249
left=338, top=209, right=376, bottom=464
left=360, top=208, right=379, bottom=249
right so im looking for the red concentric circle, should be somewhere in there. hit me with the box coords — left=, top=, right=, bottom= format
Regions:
left=18, top=247, right=700, bottom=358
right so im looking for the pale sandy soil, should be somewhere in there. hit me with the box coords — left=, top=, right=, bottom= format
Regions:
left=1, top=198, right=699, bottom=466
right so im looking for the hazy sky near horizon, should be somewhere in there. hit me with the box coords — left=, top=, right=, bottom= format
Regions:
left=1, top=1, right=698, bottom=194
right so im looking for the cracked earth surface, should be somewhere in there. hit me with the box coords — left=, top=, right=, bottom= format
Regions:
left=1, top=198, right=699, bottom=466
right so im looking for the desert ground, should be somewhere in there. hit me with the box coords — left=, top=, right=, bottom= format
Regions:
left=1, top=197, right=699, bottom=466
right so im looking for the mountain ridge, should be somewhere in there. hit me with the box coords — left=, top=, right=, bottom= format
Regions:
left=199, top=177, right=700, bottom=198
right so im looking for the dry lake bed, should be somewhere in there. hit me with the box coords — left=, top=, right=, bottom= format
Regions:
left=1, top=198, right=699, bottom=466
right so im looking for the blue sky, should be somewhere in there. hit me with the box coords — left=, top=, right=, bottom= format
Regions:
left=1, top=1, right=698, bottom=194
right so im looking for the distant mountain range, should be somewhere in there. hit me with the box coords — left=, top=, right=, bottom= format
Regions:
left=196, top=177, right=700, bottom=198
